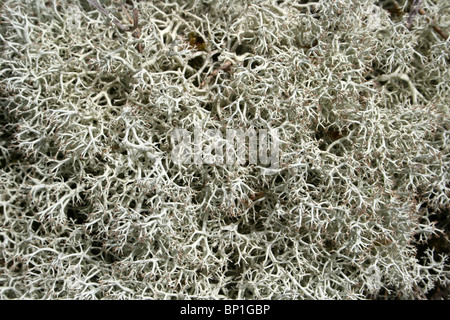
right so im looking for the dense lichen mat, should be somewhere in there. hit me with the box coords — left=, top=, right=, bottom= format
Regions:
left=0, top=0, right=449, bottom=299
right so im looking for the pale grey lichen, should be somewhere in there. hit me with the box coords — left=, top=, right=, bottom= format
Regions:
left=0, top=0, right=449, bottom=299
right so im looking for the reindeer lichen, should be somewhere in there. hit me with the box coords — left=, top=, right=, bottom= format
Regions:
left=0, top=0, right=449, bottom=299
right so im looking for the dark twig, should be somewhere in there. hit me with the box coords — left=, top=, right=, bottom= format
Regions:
left=87, top=0, right=144, bottom=52
left=199, top=60, right=233, bottom=88
left=122, top=5, right=136, bottom=31
left=122, top=5, right=144, bottom=53
left=418, top=7, right=449, bottom=40
left=404, top=0, right=449, bottom=40
left=133, top=8, right=139, bottom=31
left=86, top=0, right=130, bottom=32
left=132, top=9, right=144, bottom=53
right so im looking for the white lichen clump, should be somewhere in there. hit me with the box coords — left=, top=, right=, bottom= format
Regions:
left=0, top=0, right=449, bottom=299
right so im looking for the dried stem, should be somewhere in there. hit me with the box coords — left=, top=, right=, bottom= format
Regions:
left=87, top=0, right=130, bottom=32
left=418, top=7, right=449, bottom=40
